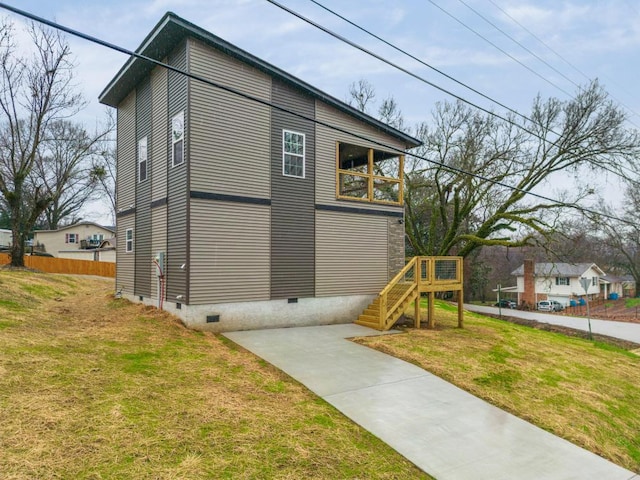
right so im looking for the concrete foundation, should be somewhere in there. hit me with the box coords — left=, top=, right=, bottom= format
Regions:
left=122, top=293, right=375, bottom=332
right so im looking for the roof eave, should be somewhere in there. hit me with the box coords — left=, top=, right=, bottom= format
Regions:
left=99, top=12, right=421, bottom=148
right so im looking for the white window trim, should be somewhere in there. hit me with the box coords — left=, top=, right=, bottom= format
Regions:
left=125, top=228, right=134, bottom=253
left=171, top=111, right=185, bottom=168
left=282, top=129, right=305, bottom=179
left=138, top=136, right=148, bottom=182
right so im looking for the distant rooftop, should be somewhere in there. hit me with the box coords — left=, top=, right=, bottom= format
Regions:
left=512, top=262, right=605, bottom=277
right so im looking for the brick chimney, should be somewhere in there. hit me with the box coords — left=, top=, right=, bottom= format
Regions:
left=522, top=259, right=535, bottom=308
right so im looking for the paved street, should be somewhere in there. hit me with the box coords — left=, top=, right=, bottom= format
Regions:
left=464, top=304, right=640, bottom=344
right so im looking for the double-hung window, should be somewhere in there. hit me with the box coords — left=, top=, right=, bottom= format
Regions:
left=171, top=111, right=184, bottom=167
left=283, top=130, right=305, bottom=178
left=555, top=277, right=570, bottom=286
left=125, top=228, right=134, bottom=253
left=138, top=136, right=148, bottom=182
left=65, top=233, right=78, bottom=244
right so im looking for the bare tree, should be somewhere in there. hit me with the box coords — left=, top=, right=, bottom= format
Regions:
left=378, top=95, right=405, bottom=132
left=591, top=185, right=640, bottom=294
left=0, top=19, right=84, bottom=266
left=90, top=111, right=117, bottom=225
left=33, top=119, right=111, bottom=229
left=405, top=81, right=640, bottom=258
left=347, top=79, right=376, bottom=114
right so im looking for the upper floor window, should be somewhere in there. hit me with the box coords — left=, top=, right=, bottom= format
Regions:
left=138, top=136, right=148, bottom=182
left=125, top=228, right=134, bottom=253
left=65, top=233, right=78, bottom=244
left=555, top=277, right=570, bottom=286
left=283, top=130, right=305, bottom=178
left=592, top=276, right=598, bottom=286
left=336, top=142, right=404, bottom=205
left=171, top=111, right=184, bottom=167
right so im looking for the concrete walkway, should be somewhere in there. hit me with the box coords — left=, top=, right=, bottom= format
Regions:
left=224, top=324, right=638, bottom=480
left=465, top=304, right=640, bottom=344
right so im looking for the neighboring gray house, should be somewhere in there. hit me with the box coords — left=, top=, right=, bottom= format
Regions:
left=99, top=13, right=421, bottom=331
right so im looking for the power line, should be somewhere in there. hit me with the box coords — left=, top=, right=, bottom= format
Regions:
left=0, top=2, right=634, bottom=228
left=486, top=0, right=590, bottom=83
left=307, top=0, right=536, bottom=128
left=425, top=0, right=574, bottom=98
left=485, top=0, right=640, bottom=122
left=272, top=0, right=640, bottom=185
left=264, top=0, right=553, bottom=142
left=456, top=0, right=581, bottom=90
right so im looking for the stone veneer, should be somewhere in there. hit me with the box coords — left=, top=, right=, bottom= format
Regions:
left=388, top=217, right=406, bottom=280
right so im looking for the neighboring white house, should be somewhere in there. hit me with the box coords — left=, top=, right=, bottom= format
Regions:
left=511, top=262, right=606, bottom=307
left=0, top=228, right=11, bottom=248
left=33, top=223, right=115, bottom=259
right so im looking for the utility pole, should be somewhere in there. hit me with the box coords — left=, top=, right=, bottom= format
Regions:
left=579, top=277, right=593, bottom=340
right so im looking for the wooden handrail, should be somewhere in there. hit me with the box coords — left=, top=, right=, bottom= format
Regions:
left=356, top=255, right=464, bottom=331
left=379, top=257, right=418, bottom=328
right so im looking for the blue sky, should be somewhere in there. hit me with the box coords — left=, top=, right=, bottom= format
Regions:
left=2, top=0, right=639, bottom=222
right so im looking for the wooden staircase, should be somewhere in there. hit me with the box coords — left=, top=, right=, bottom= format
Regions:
left=355, top=257, right=421, bottom=331
left=355, top=256, right=465, bottom=331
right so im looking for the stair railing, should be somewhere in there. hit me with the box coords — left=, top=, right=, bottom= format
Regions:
left=378, top=257, right=419, bottom=328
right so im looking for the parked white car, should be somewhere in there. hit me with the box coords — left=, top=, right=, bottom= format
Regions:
left=537, top=300, right=564, bottom=312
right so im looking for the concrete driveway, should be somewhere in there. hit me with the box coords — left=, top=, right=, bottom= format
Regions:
left=465, top=304, right=640, bottom=344
left=224, top=324, right=638, bottom=480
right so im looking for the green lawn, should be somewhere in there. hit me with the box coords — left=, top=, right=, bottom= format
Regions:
left=356, top=299, right=640, bottom=473
left=0, top=270, right=429, bottom=479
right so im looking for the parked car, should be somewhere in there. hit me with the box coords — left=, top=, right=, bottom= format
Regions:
left=537, top=300, right=564, bottom=312
left=495, top=299, right=516, bottom=309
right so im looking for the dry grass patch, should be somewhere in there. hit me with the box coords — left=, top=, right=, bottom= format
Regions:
left=355, top=300, right=640, bottom=473
left=0, top=271, right=429, bottom=479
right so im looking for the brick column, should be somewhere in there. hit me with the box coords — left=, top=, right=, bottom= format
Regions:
left=522, top=259, right=535, bottom=308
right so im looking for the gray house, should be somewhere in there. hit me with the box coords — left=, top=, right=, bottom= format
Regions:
left=99, top=12, right=421, bottom=331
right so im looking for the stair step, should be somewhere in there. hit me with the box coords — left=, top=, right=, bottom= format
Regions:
left=357, top=314, right=380, bottom=324
left=355, top=320, right=383, bottom=330
left=364, top=307, right=380, bottom=316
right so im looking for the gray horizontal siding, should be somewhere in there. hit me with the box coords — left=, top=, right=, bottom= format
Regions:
left=151, top=204, right=167, bottom=300
left=189, top=198, right=270, bottom=305
left=117, top=90, right=136, bottom=212
left=188, top=39, right=271, bottom=199
left=271, top=79, right=315, bottom=299
left=315, top=210, right=388, bottom=297
left=166, top=41, right=188, bottom=302
left=116, top=214, right=135, bottom=296
left=135, top=77, right=152, bottom=298
left=315, top=101, right=406, bottom=212
left=151, top=64, right=168, bottom=201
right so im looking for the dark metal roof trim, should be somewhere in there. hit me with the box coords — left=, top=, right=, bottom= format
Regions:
left=315, top=203, right=404, bottom=218
left=99, top=12, right=421, bottom=148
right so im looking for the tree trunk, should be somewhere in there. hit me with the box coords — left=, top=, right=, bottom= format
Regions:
left=9, top=218, right=25, bottom=268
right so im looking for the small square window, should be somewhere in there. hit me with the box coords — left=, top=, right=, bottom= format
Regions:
left=282, top=130, right=304, bottom=178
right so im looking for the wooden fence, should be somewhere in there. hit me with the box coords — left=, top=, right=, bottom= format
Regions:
left=0, top=253, right=115, bottom=278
